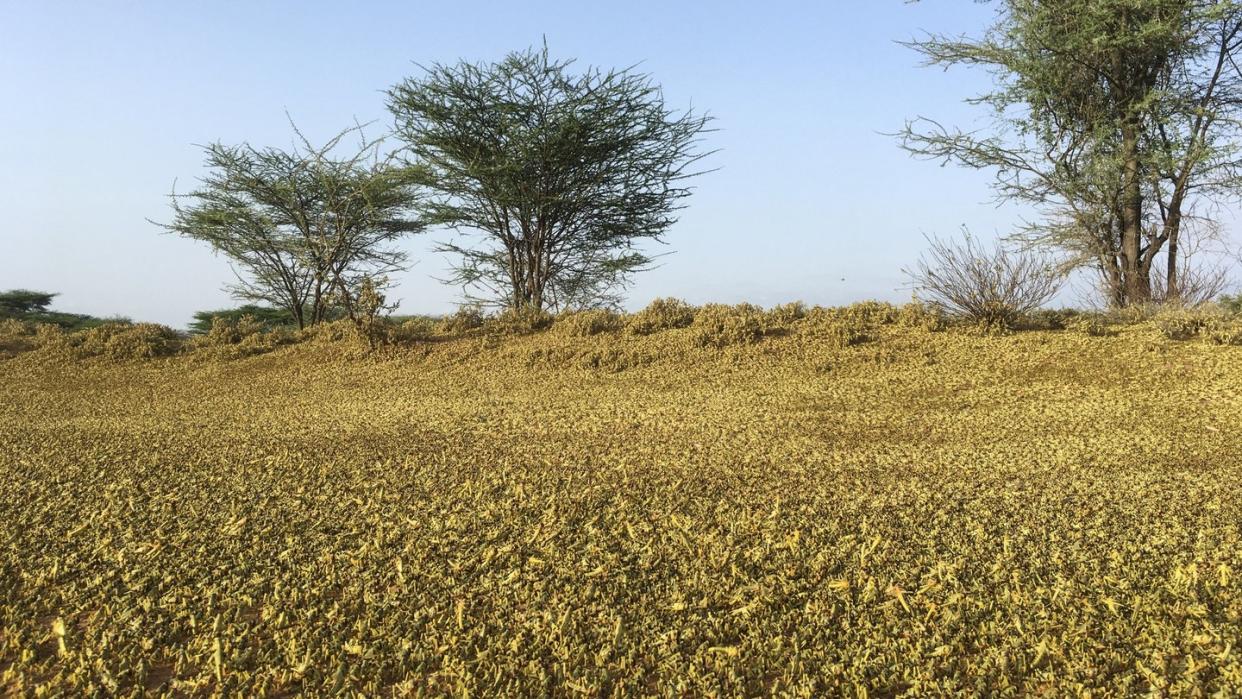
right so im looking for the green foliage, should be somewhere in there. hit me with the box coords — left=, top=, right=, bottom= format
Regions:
left=625, top=298, right=697, bottom=335
left=1221, top=293, right=1242, bottom=315
left=0, top=288, right=123, bottom=331
left=387, top=44, right=713, bottom=311
left=188, top=305, right=295, bottom=335
left=162, top=124, right=424, bottom=328
left=0, top=289, right=56, bottom=316
left=901, top=1, right=1242, bottom=307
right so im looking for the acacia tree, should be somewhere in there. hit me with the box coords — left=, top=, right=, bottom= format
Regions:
left=162, top=125, right=424, bottom=328
left=901, top=0, right=1242, bottom=307
left=386, top=45, right=713, bottom=312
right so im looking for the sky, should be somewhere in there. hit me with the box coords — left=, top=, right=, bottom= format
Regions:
left=1, top=1, right=1044, bottom=328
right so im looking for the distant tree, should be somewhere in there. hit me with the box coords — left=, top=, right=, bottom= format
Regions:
left=187, top=305, right=296, bottom=335
left=900, top=0, right=1242, bottom=307
left=160, top=123, right=424, bottom=328
left=386, top=45, right=714, bottom=311
left=0, top=289, right=124, bottom=330
left=0, top=289, right=56, bottom=317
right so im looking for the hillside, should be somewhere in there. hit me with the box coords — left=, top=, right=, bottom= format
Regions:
left=2, top=310, right=1241, bottom=695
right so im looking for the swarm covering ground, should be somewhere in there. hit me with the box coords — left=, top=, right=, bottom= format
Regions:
left=2, top=319, right=1241, bottom=695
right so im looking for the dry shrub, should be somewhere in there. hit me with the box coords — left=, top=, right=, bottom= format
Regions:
left=1154, top=308, right=1212, bottom=341
left=625, top=298, right=697, bottom=335
left=894, top=302, right=946, bottom=332
left=184, top=314, right=299, bottom=359
left=689, top=303, right=765, bottom=348
left=436, top=306, right=485, bottom=335
left=838, top=301, right=899, bottom=326
left=1022, top=308, right=1077, bottom=331
left=0, top=318, right=35, bottom=356
left=906, top=233, right=1063, bottom=330
left=1202, top=318, right=1242, bottom=345
left=0, top=318, right=31, bottom=337
left=798, top=307, right=872, bottom=348
left=554, top=309, right=623, bottom=337
left=761, top=302, right=807, bottom=335
left=394, top=316, right=439, bottom=342
left=485, top=307, right=554, bottom=336
left=71, top=323, right=182, bottom=359
left=1068, top=314, right=1116, bottom=337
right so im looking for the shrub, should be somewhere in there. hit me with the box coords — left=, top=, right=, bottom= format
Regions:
left=838, top=301, right=899, bottom=326
left=905, top=232, right=1063, bottom=330
left=1068, top=315, right=1116, bottom=337
left=689, top=304, right=765, bottom=348
left=393, top=316, right=439, bottom=342
left=1202, top=319, right=1242, bottom=346
left=894, top=302, right=946, bottom=332
left=1220, top=293, right=1242, bottom=315
left=761, top=302, right=807, bottom=335
left=1023, top=308, right=1077, bottom=331
left=798, top=307, right=871, bottom=348
left=189, top=315, right=267, bottom=349
left=1154, top=309, right=1210, bottom=341
left=485, top=307, right=554, bottom=336
left=554, top=309, right=623, bottom=337
left=436, top=306, right=486, bottom=335
left=0, top=318, right=31, bottom=337
left=73, top=323, right=182, bottom=359
left=626, top=298, right=696, bottom=335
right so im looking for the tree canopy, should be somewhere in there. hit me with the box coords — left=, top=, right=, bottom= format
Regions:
left=901, top=0, right=1242, bottom=306
left=386, top=45, right=714, bottom=311
left=161, top=124, right=424, bottom=328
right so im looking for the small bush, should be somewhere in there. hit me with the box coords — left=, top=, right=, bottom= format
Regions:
left=1154, top=309, right=1210, bottom=341
left=554, top=309, right=623, bottom=337
left=436, top=306, right=486, bottom=335
left=626, top=298, right=696, bottom=336
left=1023, top=308, right=1077, bottom=331
left=1202, top=319, right=1242, bottom=346
left=689, top=304, right=766, bottom=348
left=838, top=301, right=899, bottom=326
left=393, top=316, right=439, bottom=342
left=798, top=307, right=871, bottom=348
left=1068, top=315, right=1116, bottom=337
left=906, top=232, right=1063, bottom=330
left=894, top=302, right=946, bottom=332
left=72, top=323, right=182, bottom=359
left=0, top=318, right=31, bottom=337
left=1220, top=293, right=1242, bottom=315
left=485, top=307, right=554, bottom=336
left=761, top=302, right=807, bottom=335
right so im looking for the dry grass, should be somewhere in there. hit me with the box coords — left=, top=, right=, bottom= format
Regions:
left=1, top=304, right=1241, bottom=695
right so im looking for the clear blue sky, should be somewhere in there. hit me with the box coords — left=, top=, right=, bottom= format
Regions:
left=2, top=1, right=1033, bottom=327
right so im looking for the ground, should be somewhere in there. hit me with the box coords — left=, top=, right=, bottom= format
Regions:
left=1, top=317, right=1240, bottom=696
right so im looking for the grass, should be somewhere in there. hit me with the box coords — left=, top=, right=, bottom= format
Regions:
left=1, top=307, right=1240, bottom=695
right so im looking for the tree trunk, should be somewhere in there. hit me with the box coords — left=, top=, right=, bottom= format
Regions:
left=1119, top=125, right=1150, bottom=306
left=1165, top=215, right=1181, bottom=303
